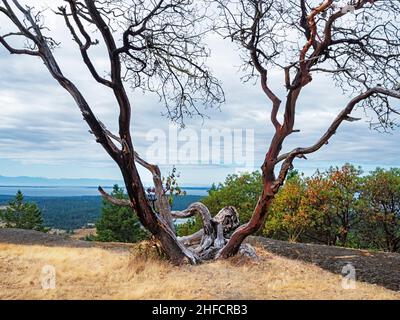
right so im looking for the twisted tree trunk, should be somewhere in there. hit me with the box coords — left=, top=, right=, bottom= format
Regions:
left=100, top=151, right=258, bottom=264
left=172, top=203, right=257, bottom=260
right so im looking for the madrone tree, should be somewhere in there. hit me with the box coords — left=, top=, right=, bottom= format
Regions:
left=0, top=0, right=229, bottom=264
left=211, top=0, right=400, bottom=258
left=1, top=0, right=400, bottom=263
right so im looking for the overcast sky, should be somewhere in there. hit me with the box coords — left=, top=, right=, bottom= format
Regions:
left=0, top=0, right=399, bottom=186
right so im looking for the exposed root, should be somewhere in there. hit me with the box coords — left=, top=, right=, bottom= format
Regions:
left=175, top=204, right=245, bottom=261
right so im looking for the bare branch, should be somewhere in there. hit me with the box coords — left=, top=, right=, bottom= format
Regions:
left=0, top=36, right=39, bottom=55
left=98, top=186, right=132, bottom=207
left=0, top=0, right=121, bottom=163
left=59, top=2, right=113, bottom=87
left=277, top=87, right=400, bottom=165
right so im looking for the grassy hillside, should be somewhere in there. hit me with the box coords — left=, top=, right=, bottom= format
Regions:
left=0, top=229, right=399, bottom=300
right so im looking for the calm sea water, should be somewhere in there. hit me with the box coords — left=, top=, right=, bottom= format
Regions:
left=0, top=186, right=209, bottom=197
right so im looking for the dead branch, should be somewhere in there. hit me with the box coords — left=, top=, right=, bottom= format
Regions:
left=98, top=186, right=132, bottom=207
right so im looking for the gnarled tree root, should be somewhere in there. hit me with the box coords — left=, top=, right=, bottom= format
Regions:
left=173, top=203, right=258, bottom=261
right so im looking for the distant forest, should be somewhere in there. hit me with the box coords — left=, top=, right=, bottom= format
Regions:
left=0, top=195, right=203, bottom=230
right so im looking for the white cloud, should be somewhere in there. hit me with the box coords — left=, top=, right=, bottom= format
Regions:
left=0, top=1, right=399, bottom=185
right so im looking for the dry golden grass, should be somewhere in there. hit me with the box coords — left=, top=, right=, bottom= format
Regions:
left=0, top=242, right=399, bottom=300
left=70, top=228, right=96, bottom=240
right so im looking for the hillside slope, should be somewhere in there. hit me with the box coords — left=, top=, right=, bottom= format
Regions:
left=0, top=228, right=399, bottom=300
left=248, top=237, right=400, bottom=292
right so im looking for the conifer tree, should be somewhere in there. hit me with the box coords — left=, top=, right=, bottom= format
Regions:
left=1, top=191, right=45, bottom=231
left=96, top=185, right=148, bottom=243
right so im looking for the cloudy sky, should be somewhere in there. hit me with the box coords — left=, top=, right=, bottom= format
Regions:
left=0, top=0, right=399, bottom=186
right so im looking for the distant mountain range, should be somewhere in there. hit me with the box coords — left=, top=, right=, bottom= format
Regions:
left=0, top=175, right=123, bottom=187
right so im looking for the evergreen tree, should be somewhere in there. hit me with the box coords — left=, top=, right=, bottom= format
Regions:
left=96, top=185, right=149, bottom=243
left=0, top=191, right=45, bottom=231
